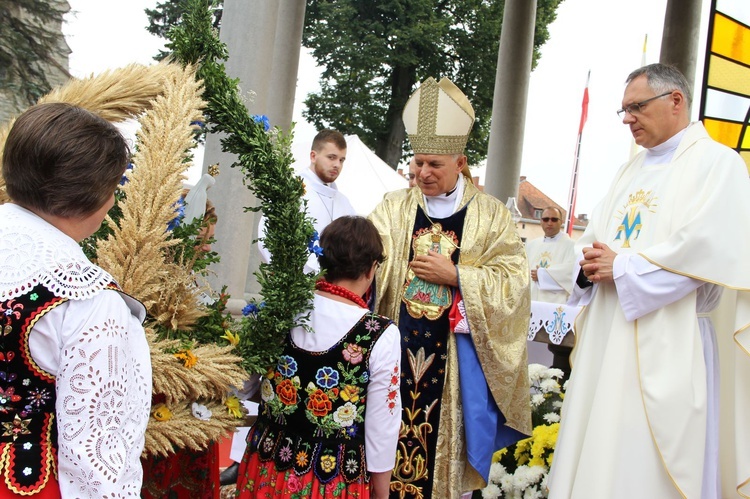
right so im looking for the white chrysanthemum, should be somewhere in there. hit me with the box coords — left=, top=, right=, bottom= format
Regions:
left=531, top=393, right=546, bottom=407
left=544, top=367, right=564, bottom=380
left=563, top=379, right=570, bottom=391
left=523, top=486, right=543, bottom=499
left=482, top=483, right=502, bottom=498
left=539, top=378, right=561, bottom=394
left=543, top=412, right=561, bottom=423
left=333, top=402, right=358, bottom=427
left=552, top=400, right=564, bottom=410
left=514, top=465, right=547, bottom=491
left=489, top=461, right=507, bottom=483
left=528, top=363, right=547, bottom=384
left=500, top=473, right=515, bottom=496
left=260, top=378, right=275, bottom=402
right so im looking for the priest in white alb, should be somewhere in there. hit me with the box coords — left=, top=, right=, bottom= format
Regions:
left=548, top=63, right=750, bottom=499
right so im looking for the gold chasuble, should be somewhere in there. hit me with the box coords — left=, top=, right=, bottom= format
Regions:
left=370, top=178, right=531, bottom=498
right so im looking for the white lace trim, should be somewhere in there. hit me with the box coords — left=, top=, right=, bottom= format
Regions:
left=0, top=204, right=113, bottom=301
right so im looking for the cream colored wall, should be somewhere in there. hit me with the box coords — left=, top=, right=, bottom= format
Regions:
left=515, top=220, right=585, bottom=242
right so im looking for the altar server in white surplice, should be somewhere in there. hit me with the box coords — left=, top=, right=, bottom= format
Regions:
left=257, top=129, right=355, bottom=274
left=525, top=206, right=576, bottom=304
left=548, top=63, right=750, bottom=499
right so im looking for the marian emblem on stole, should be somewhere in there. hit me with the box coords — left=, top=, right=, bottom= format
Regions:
left=537, top=251, right=552, bottom=268
left=613, top=189, right=657, bottom=248
left=402, top=223, right=459, bottom=320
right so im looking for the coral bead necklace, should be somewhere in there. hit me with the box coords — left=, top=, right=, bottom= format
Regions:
left=315, top=279, right=367, bottom=309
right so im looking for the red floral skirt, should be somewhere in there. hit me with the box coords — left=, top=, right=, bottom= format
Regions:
left=141, top=441, right=220, bottom=499
left=236, top=451, right=370, bottom=498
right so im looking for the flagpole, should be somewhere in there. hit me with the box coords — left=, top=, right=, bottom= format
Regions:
left=629, top=34, right=648, bottom=159
left=565, top=70, right=590, bottom=236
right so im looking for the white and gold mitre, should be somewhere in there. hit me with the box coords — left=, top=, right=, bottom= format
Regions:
left=402, top=76, right=475, bottom=155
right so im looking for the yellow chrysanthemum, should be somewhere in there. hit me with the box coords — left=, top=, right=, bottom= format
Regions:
left=221, top=329, right=240, bottom=346
left=492, top=448, right=507, bottom=463
left=225, top=395, right=243, bottom=418
left=152, top=403, right=173, bottom=422
left=174, top=349, right=198, bottom=368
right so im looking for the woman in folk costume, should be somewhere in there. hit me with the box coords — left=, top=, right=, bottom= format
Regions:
left=0, top=103, right=152, bottom=497
left=236, top=216, right=402, bottom=499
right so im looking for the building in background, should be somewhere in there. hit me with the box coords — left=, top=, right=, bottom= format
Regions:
left=0, top=0, right=71, bottom=122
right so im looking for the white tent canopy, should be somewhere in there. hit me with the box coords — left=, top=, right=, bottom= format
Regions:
left=293, top=134, right=408, bottom=215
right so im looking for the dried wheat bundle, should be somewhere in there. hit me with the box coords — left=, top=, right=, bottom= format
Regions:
left=96, top=64, right=205, bottom=308
left=0, top=63, right=187, bottom=202
left=148, top=333, right=247, bottom=406
left=143, top=400, right=242, bottom=457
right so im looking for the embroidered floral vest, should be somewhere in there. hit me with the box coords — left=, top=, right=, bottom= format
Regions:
left=0, top=284, right=66, bottom=494
left=250, top=313, right=392, bottom=484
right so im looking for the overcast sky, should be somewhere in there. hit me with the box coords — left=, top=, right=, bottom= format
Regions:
left=63, top=0, right=715, bottom=215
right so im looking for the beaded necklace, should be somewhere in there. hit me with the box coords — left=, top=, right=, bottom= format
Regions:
left=315, top=279, right=367, bottom=309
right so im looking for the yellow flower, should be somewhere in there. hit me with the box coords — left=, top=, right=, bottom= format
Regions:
left=152, top=403, right=173, bottom=421
left=225, top=395, right=244, bottom=418
left=221, top=329, right=240, bottom=346
left=492, top=448, right=507, bottom=462
left=339, top=385, right=360, bottom=403
left=174, top=349, right=198, bottom=368
left=320, top=455, right=336, bottom=473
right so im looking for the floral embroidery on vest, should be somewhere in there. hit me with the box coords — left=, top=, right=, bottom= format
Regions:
left=0, top=285, right=65, bottom=494
left=249, top=312, right=392, bottom=484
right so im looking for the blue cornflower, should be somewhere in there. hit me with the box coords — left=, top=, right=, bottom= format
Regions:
left=242, top=303, right=259, bottom=316
left=252, top=114, right=271, bottom=131
left=190, top=120, right=206, bottom=129
left=315, top=366, right=339, bottom=389
left=345, top=424, right=359, bottom=438
left=277, top=355, right=298, bottom=377
left=119, top=162, right=134, bottom=186
left=307, top=231, right=323, bottom=256
left=166, top=197, right=185, bottom=231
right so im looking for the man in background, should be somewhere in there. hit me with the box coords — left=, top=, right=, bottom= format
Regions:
left=525, top=206, right=576, bottom=377
left=258, top=129, right=356, bottom=273
left=406, top=156, right=418, bottom=187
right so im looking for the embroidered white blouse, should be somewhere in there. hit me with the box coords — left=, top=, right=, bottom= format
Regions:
left=0, top=203, right=152, bottom=498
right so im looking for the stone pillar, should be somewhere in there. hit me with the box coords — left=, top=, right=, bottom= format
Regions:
left=660, top=0, right=702, bottom=95
left=202, top=0, right=306, bottom=314
left=483, top=0, right=537, bottom=204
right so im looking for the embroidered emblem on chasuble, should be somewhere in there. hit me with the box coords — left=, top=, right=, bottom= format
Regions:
left=613, top=189, right=658, bottom=248
left=537, top=251, right=552, bottom=268
left=393, top=206, right=465, bottom=499
left=402, top=221, right=459, bottom=320
left=0, top=285, right=65, bottom=495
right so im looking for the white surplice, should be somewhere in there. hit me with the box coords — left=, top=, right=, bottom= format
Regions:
left=525, top=232, right=576, bottom=304
left=258, top=166, right=356, bottom=273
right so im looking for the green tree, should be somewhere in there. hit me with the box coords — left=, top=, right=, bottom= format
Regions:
left=145, top=0, right=564, bottom=167
left=145, top=0, right=223, bottom=60
left=303, top=0, right=563, bottom=167
left=0, top=0, right=70, bottom=109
